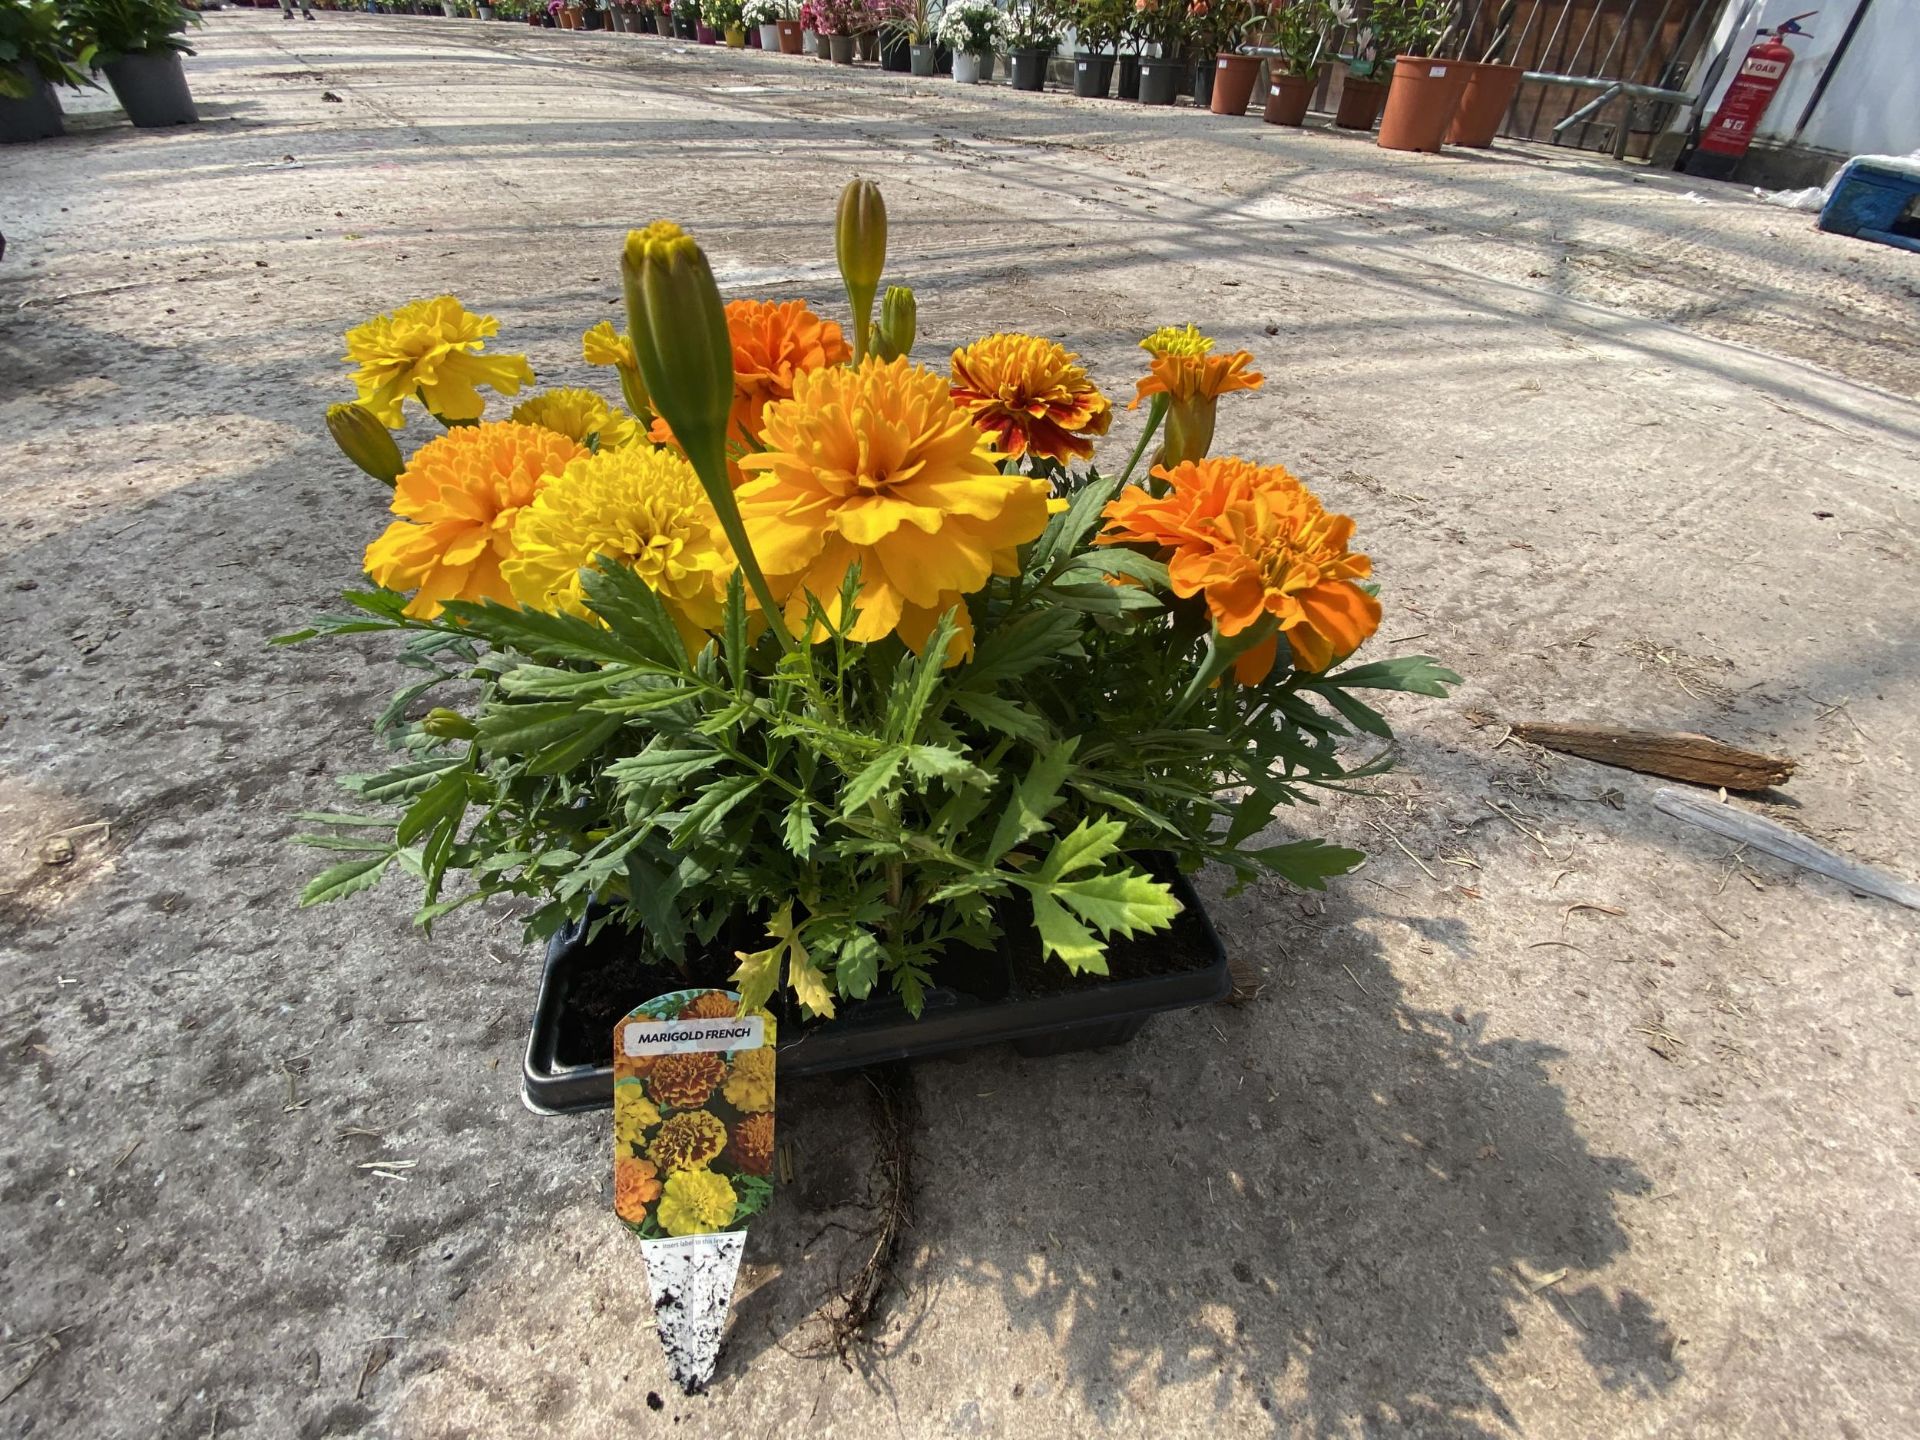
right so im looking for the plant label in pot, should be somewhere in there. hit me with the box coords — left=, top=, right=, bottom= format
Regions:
left=614, top=988, right=777, bottom=1394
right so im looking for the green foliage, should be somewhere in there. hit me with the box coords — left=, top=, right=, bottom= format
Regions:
left=0, top=0, right=95, bottom=92
left=290, top=498, right=1457, bottom=1016
left=1073, top=0, right=1128, bottom=54
left=64, top=0, right=199, bottom=66
left=1266, top=0, right=1333, bottom=76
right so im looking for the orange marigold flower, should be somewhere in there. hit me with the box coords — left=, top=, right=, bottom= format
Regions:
left=737, top=357, right=1052, bottom=662
left=1130, top=348, right=1265, bottom=468
left=729, top=1111, right=776, bottom=1177
left=1099, top=457, right=1380, bottom=683
left=362, top=421, right=585, bottom=619
left=614, top=1155, right=663, bottom=1222
left=647, top=1110, right=728, bottom=1173
left=948, top=333, right=1113, bottom=464
left=726, top=299, right=851, bottom=448
left=678, top=991, right=739, bottom=1021
left=647, top=1052, right=726, bottom=1110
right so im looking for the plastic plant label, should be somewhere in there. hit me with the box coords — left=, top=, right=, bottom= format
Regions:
left=613, top=987, right=776, bottom=1393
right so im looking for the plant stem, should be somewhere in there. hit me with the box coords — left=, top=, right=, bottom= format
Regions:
left=1115, top=395, right=1169, bottom=489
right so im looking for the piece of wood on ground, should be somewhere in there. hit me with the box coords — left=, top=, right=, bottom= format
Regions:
left=1652, top=788, right=1920, bottom=912
left=1512, top=723, right=1794, bottom=791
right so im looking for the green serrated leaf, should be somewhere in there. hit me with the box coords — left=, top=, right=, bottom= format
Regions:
left=1247, top=838, right=1366, bottom=890
left=1030, top=889, right=1107, bottom=975
left=949, top=690, right=1053, bottom=747
left=606, top=747, right=724, bottom=789
left=293, top=811, right=394, bottom=829
left=840, top=748, right=904, bottom=816
left=293, top=833, right=398, bottom=853
left=578, top=558, right=690, bottom=669
left=1033, top=816, right=1127, bottom=881
left=340, top=757, right=461, bottom=803
left=1029, top=468, right=1123, bottom=573
left=961, top=607, right=1083, bottom=690
left=783, top=796, right=818, bottom=858
left=888, top=608, right=960, bottom=743
left=722, top=572, right=749, bottom=692
left=439, top=597, right=649, bottom=666
left=1310, top=655, right=1461, bottom=697
left=499, top=663, right=652, bottom=698
left=395, top=770, right=468, bottom=847
left=1056, top=547, right=1170, bottom=589
left=904, top=744, right=986, bottom=789
left=1048, top=868, right=1182, bottom=937
left=731, top=942, right=781, bottom=1016
left=299, top=851, right=395, bottom=906
left=1047, top=581, right=1164, bottom=616
left=671, top=773, right=758, bottom=844
left=984, top=738, right=1077, bottom=863
left=833, top=928, right=882, bottom=1000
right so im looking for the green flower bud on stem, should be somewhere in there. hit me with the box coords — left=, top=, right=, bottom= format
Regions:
left=872, top=285, right=917, bottom=363
left=326, top=402, right=404, bottom=485
left=620, top=222, right=792, bottom=649
left=421, top=707, right=476, bottom=740
left=835, top=180, right=888, bottom=364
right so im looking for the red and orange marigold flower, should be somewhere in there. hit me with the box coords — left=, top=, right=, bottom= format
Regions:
left=948, top=333, right=1113, bottom=464
left=1099, top=457, right=1380, bottom=683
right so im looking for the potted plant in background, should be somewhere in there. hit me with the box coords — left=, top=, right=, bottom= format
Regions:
left=1203, top=0, right=1266, bottom=115
left=1373, top=0, right=1463, bottom=152
left=1133, top=0, right=1186, bottom=106
left=579, top=0, right=606, bottom=26
left=799, top=0, right=829, bottom=52
left=745, top=0, right=781, bottom=48
left=774, top=0, right=804, bottom=51
left=938, top=0, right=1004, bottom=83
left=855, top=0, right=880, bottom=61
left=706, top=0, right=746, bottom=43
left=1259, top=0, right=1325, bottom=125
left=1447, top=0, right=1521, bottom=147
left=1071, top=0, right=1124, bottom=98
left=1329, top=3, right=1384, bottom=129
left=821, top=0, right=855, bottom=60
left=881, top=0, right=936, bottom=74
left=69, top=0, right=199, bottom=129
left=1114, top=0, right=1145, bottom=99
left=1, top=0, right=93, bottom=143
left=1005, top=0, right=1061, bottom=91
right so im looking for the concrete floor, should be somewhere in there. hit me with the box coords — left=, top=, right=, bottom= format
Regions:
left=2, top=14, right=1917, bottom=1439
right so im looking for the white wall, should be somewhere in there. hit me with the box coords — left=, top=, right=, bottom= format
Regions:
left=1694, top=0, right=1919, bottom=157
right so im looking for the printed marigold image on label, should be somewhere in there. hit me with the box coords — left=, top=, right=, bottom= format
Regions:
left=613, top=988, right=776, bottom=1238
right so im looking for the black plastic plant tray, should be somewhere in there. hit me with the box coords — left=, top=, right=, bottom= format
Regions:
left=520, top=862, right=1229, bottom=1115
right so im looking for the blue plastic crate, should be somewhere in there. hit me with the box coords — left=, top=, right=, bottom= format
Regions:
left=1818, top=159, right=1920, bottom=254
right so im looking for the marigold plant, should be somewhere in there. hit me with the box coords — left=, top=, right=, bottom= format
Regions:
left=286, top=181, right=1456, bottom=1022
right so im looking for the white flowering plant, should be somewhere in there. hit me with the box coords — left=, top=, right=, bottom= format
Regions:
left=936, top=0, right=1009, bottom=51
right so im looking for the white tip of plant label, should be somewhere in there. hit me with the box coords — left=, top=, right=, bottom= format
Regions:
left=643, top=1232, right=746, bottom=1394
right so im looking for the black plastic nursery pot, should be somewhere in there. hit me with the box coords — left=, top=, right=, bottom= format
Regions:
left=105, top=52, right=197, bottom=128
left=1009, top=47, right=1049, bottom=91
left=1, top=74, right=64, bottom=143
left=879, top=34, right=911, bottom=72
left=1191, top=57, right=1215, bottom=107
left=1072, top=51, right=1113, bottom=98
left=1115, top=53, right=1140, bottom=101
left=522, top=858, right=1229, bottom=1114
left=1138, top=56, right=1183, bottom=106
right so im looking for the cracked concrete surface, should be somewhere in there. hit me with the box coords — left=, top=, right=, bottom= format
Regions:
left=2, top=14, right=1917, bottom=1439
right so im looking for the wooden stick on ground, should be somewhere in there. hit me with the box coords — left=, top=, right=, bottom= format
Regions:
left=1512, top=723, right=1794, bottom=791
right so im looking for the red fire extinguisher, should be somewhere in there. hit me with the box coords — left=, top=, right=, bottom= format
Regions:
left=1687, top=11, right=1815, bottom=176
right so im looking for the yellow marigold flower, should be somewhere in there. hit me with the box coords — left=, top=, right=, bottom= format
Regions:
left=948, top=333, right=1113, bottom=464
left=613, top=1079, right=661, bottom=1155
left=648, top=1109, right=730, bottom=1173
left=1130, top=346, right=1265, bottom=467
left=510, top=387, right=639, bottom=451
left=1098, top=457, right=1380, bottom=682
left=736, top=357, right=1052, bottom=661
left=363, top=421, right=585, bottom=619
left=501, top=445, right=732, bottom=658
left=1140, top=324, right=1214, bottom=359
left=721, top=1046, right=775, bottom=1114
left=656, top=1167, right=738, bottom=1237
left=582, top=320, right=638, bottom=371
left=343, top=296, right=535, bottom=428
left=725, top=298, right=851, bottom=447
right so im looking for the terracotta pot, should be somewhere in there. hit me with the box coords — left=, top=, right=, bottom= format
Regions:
left=776, top=18, right=803, bottom=52
left=1446, top=60, right=1524, bottom=147
left=1377, top=55, right=1470, bottom=153
left=1209, top=52, right=1260, bottom=116
left=1332, top=74, right=1385, bottom=130
left=1262, top=70, right=1314, bottom=127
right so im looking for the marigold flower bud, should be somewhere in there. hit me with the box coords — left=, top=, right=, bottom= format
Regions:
left=835, top=179, right=888, bottom=362
left=872, top=285, right=917, bottom=363
left=326, top=402, right=404, bottom=485
left=420, top=707, right=476, bottom=740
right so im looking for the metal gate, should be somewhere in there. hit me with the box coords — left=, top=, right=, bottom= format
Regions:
left=1320, top=0, right=1725, bottom=159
